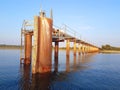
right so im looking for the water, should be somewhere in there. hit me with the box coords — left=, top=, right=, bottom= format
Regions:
left=0, top=49, right=120, bottom=90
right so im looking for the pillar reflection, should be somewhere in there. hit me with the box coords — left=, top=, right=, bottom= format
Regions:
left=73, top=55, right=77, bottom=71
left=31, top=73, right=51, bottom=90
left=66, top=55, right=70, bottom=72
left=19, top=64, right=31, bottom=90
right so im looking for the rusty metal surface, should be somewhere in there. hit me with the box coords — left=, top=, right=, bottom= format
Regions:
left=32, top=16, right=52, bottom=73
left=24, top=33, right=32, bottom=65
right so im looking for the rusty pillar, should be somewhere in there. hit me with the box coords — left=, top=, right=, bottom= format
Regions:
left=54, top=41, right=59, bottom=58
left=54, top=41, right=59, bottom=72
left=66, top=40, right=70, bottom=56
left=73, top=39, right=76, bottom=56
left=24, top=32, right=32, bottom=65
left=32, top=13, right=52, bottom=74
left=84, top=45, right=87, bottom=54
left=81, top=45, right=84, bottom=55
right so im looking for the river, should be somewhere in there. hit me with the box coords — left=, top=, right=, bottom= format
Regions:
left=0, top=49, right=120, bottom=90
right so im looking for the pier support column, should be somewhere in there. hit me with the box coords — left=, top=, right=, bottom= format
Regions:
left=32, top=12, right=52, bottom=74
left=78, top=43, right=81, bottom=55
left=54, top=41, right=59, bottom=72
left=81, top=45, right=84, bottom=55
left=66, top=40, right=70, bottom=56
left=73, top=39, right=76, bottom=56
left=54, top=41, right=59, bottom=58
left=84, top=45, right=86, bottom=54
left=24, top=32, right=32, bottom=65
left=88, top=46, right=90, bottom=53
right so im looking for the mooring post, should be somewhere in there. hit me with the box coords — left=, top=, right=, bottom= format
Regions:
left=24, top=32, right=32, bottom=65
left=73, top=39, right=76, bottom=56
left=66, top=39, right=70, bottom=56
left=32, top=11, right=52, bottom=74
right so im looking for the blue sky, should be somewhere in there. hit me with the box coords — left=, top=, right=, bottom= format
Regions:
left=0, top=0, right=120, bottom=47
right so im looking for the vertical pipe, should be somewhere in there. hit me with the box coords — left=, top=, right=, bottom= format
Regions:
left=24, top=33, right=32, bottom=65
left=73, top=39, right=76, bottom=56
left=66, top=40, right=70, bottom=56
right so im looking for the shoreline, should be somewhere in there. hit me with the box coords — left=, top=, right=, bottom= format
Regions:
left=100, top=50, right=120, bottom=54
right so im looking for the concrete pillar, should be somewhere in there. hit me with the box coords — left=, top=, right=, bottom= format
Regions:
left=85, top=45, right=88, bottom=54
left=66, top=40, right=70, bottom=56
left=32, top=13, right=52, bottom=74
left=78, top=43, right=81, bottom=55
left=73, top=39, right=76, bottom=55
left=81, top=45, right=84, bottom=55
left=84, top=45, right=86, bottom=54
left=24, top=32, right=32, bottom=65
left=88, top=46, right=90, bottom=53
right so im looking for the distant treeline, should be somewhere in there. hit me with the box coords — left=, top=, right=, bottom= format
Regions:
left=101, top=44, right=120, bottom=51
left=0, top=44, right=21, bottom=49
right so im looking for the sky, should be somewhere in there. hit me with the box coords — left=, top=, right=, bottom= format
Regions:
left=0, top=0, right=120, bottom=47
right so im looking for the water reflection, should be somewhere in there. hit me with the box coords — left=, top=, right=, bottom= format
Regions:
left=19, top=64, right=31, bottom=90
left=66, top=55, right=70, bottom=72
left=54, top=54, right=58, bottom=73
left=31, top=73, right=51, bottom=90
left=19, top=64, right=52, bottom=90
left=18, top=51, right=98, bottom=90
left=73, top=55, right=77, bottom=71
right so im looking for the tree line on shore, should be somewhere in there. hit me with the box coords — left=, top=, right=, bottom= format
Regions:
left=0, top=44, right=21, bottom=49
left=101, top=44, right=120, bottom=51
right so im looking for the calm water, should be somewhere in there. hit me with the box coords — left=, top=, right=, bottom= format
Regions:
left=0, top=49, right=120, bottom=90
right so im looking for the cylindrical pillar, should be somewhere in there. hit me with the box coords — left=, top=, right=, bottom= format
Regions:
left=24, top=33, right=32, bottom=65
left=54, top=41, right=59, bottom=72
left=78, top=43, right=81, bottom=55
left=73, top=39, right=76, bottom=55
left=81, top=45, right=84, bottom=55
left=66, top=40, right=70, bottom=56
left=54, top=42, right=59, bottom=58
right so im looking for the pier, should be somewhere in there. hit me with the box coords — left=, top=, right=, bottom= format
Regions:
left=20, top=10, right=99, bottom=74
